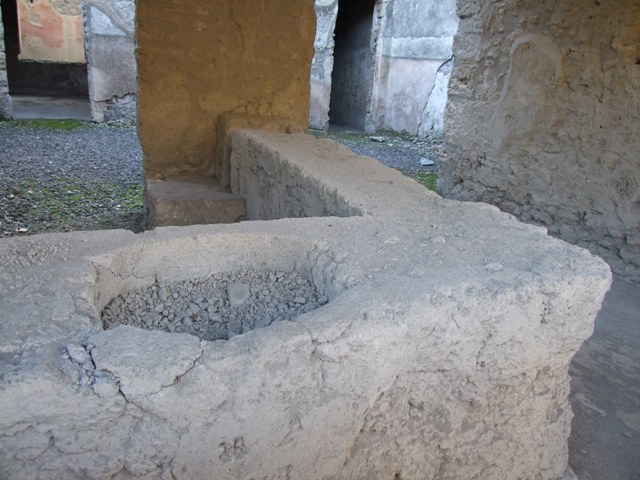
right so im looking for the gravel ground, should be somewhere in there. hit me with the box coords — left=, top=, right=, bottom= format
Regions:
left=0, top=120, right=143, bottom=237
left=0, top=120, right=439, bottom=238
left=312, top=128, right=442, bottom=174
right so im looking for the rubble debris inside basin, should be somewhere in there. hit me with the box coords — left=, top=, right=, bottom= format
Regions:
left=102, top=269, right=328, bottom=341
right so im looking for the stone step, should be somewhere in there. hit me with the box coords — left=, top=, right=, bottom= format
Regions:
left=145, top=178, right=246, bottom=228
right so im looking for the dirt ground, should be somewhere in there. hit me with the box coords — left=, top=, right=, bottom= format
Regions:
left=568, top=276, right=640, bottom=480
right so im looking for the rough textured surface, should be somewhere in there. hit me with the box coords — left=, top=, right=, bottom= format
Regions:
left=0, top=130, right=610, bottom=479
left=216, top=113, right=304, bottom=188
left=230, top=131, right=364, bottom=220
left=137, top=0, right=316, bottom=179
left=144, top=114, right=305, bottom=228
left=440, top=0, right=640, bottom=285
left=0, top=122, right=143, bottom=236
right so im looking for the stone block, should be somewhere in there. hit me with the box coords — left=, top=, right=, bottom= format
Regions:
left=0, top=131, right=611, bottom=479
left=145, top=178, right=246, bottom=228
left=216, top=113, right=303, bottom=188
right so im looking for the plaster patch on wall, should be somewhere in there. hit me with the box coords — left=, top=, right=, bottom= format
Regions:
left=487, top=35, right=565, bottom=153
left=84, top=0, right=137, bottom=123
left=418, top=56, right=452, bottom=138
left=86, top=0, right=135, bottom=38
left=50, top=0, right=82, bottom=16
left=376, top=56, right=440, bottom=134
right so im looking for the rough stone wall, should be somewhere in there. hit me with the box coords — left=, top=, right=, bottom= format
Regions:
left=440, top=0, right=640, bottom=285
left=138, top=0, right=316, bottom=179
left=0, top=6, right=11, bottom=119
left=84, top=0, right=137, bottom=123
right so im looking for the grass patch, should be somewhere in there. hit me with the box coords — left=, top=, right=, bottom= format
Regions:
left=1, top=118, right=88, bottom=130
left=1, top=177, right=144, bottom=236
left=403, top=171, right=438, bottom=192
left=309, top=128, right=372, bottom=143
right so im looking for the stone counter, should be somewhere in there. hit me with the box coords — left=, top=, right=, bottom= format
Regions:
left=0, top=131, right=610, bottom=479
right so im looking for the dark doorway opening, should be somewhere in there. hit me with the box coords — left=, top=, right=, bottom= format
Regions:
left=1, top=0, right=88, bottom=98
left=1, top=0, right=89, bottom=119
left=328, top=0, right=376, bottom=131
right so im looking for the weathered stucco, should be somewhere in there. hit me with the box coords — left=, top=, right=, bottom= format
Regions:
left=370, top=0, right=458, bottom=136
left=84, top=0, right=137, bottom=123
left=50, top=0, right=83, bottom=16
left=0, top=6, right=11, bottom=119
left=440, top=0, right=640, bottom=285
left=0, top=130, right=610, bottom=479
left=137, top=0, right=316, bottom=179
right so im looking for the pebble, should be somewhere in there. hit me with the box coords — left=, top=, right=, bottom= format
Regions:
left=92, top=373, right=120, bottom=398
left=228, top=282, right=251, bottom=307
left=66, top=344, right=91, bottom=365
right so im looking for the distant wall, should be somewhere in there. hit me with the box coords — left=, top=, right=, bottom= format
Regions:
left=309, top=0, right=458, bottom=137
left=328, top=0, right=376, bottom=130
left=440, top=0, right=640, bottom=285
left=371, top=0, right=458, bottom=136
left=1, top=0, right=88, bottom=99
left=309, top=0, right=338, bottom=130
left=138, top=0, right=315, bottom=179
left=16, top=0, right=85, bottom=63
left=84, top=0, right=137, bottom=123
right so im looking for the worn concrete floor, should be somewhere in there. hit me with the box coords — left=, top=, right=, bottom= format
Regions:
left=569, top=275, right=640, bottom=480
left=9, top=95, right=91, bottom=121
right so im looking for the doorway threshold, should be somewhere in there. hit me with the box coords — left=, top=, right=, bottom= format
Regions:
left=10, top=95, right=91, bottom=121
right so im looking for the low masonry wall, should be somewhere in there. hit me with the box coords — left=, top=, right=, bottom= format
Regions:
left=0, top=130, right=610, bottom=479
